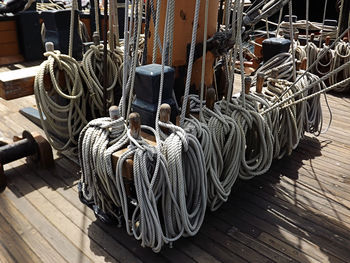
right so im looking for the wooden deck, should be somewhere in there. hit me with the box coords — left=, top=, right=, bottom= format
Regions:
left=0, top=92, right=350, bottom=263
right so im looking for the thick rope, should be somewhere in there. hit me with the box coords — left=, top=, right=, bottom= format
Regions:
left=34, top=50, right=87, bottom=152
left=82, top=42, right=122, bottom=118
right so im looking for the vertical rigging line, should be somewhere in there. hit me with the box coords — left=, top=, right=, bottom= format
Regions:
left=200, top=0, right=209, bottom=121
left=319, top=0, right=328, bottom=48
left=122, top=0, right=130, bottom=118
left=69, top=0, right=77, bottom=57
left=306, top=0, right=310, bottom=68
left=275, top=7, right=283, bottom=37
left=179, top=0, right=201, bottom=127
left=94, top=0, right=100, bottom=35
left=103, top=0, right=108, bottom=115
left=152, top=0, right=161, bottom=63
left=288, top=0, right=296, bottom=81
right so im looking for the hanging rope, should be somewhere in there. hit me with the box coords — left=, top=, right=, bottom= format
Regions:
left=34, top=44, right=87, bottom=152
left=315, top=39, right=334, bottom=81
left=330, top=39, right=350, bottom=92
left=82, top=34, right=122, bottom=118
left=79, top=107, right=128, bottom=213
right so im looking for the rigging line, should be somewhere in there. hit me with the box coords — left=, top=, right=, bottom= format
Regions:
left=199, top=0, right=209, bottom=121
left=121, top=0, right=130, bottom=118
left=68, top=0, right=77, bottom=57
left=280, top=75, right=350, bottom=110
left=306, top=0, right=309, bottom=68
left=155, top=0, right=171, bottom=136
left=319, top=0, right=328, bottom=48
left=103, top=0, right=108, bottom=115
left=94, top=0, right=100, bottom=35
left=288, top=0, right=296, bottom=81
left=237, top=0, right=246, bottom=108
left=152, top=0, right=161, bottom=63
left=265, top=0, right=269, bottom=38
left=126, top=0, right=143, bottom=122
left=179, top=0, right=202, bottom=127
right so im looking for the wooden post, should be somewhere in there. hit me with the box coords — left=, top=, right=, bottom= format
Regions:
left=159, top=103, right=171, bottom=134
left=206, top=87, right=216, bottom=110
left=129, top=113, right=141, bottom=140
left=109, top=105, right=120, bottom=120
left=296, top=60, right=302, bottom=71
left=93, top=32, right=100, bottom=46
left=310, top=33, right=315, bottom=43
left=159, top=104, right=171, bottom=123
left=45, top=42, right=54, bottom=52
left=244, top=77, right=252, bottom=95
left=256, top=73, right=264, bottom=94
left=301, top=57, right=307, bottom=71
left=271, top=69, right=279, bottom=85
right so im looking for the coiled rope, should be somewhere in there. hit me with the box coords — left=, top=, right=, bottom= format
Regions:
left=35, top=0, right=88, bottom=153
left=82, top=34, right=122, bottom=118
left=330, top=39, right=350, bottom=92
left=34, top=45, right=87, bottom=152
left=79, top=107, right=128, bottom=214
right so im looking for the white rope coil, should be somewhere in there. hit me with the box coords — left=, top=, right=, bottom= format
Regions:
left=330, top=40, right=350, bottom=92
left=79, top=115, right=128, bottom=211
left=159, top=121, right=207, bottom=236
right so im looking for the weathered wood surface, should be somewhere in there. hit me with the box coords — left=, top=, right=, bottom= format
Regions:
left=0, top=66, right=40, bottom=100
left=0, top=92, right=349, bottom=263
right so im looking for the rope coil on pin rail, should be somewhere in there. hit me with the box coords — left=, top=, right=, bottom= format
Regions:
left=82, top=32, right=122, bottom=118
left=183, top=0, right=233, bottom=212
left=264, top=73, right=303, bottom=158
left=221, top=77, right=274, bottom=179
left=78, top=106, right=128, bottom=219
left=34, top=42, right=87, bottom=152
left=113, top=111, right=184, bottom=252
left=330, top=38, right=350, bottom=92
left=294, top=72, right=324, bottom=135
left=315, top=37, right=334, bottom=81
left=34, top=0, right=88, bottom=153
left=158, top=110, right=207, bottom=237
left=305, top=34, right=318, bottom=74
left=251, top=73, right=281, bottom=159
left=252, top=52, right=295, bottom=86
left=156, top=0, right=207, bottom=235
left=200, top=88, right=244, bottom=210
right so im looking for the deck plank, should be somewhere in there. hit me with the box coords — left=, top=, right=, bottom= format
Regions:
left=0, top=212, right=42, bottom=263
left=0, top=196, right=67, bottom=263
left=0, top=240, right=16, bottom=263
left=5, top=161, right=121, bottom=263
